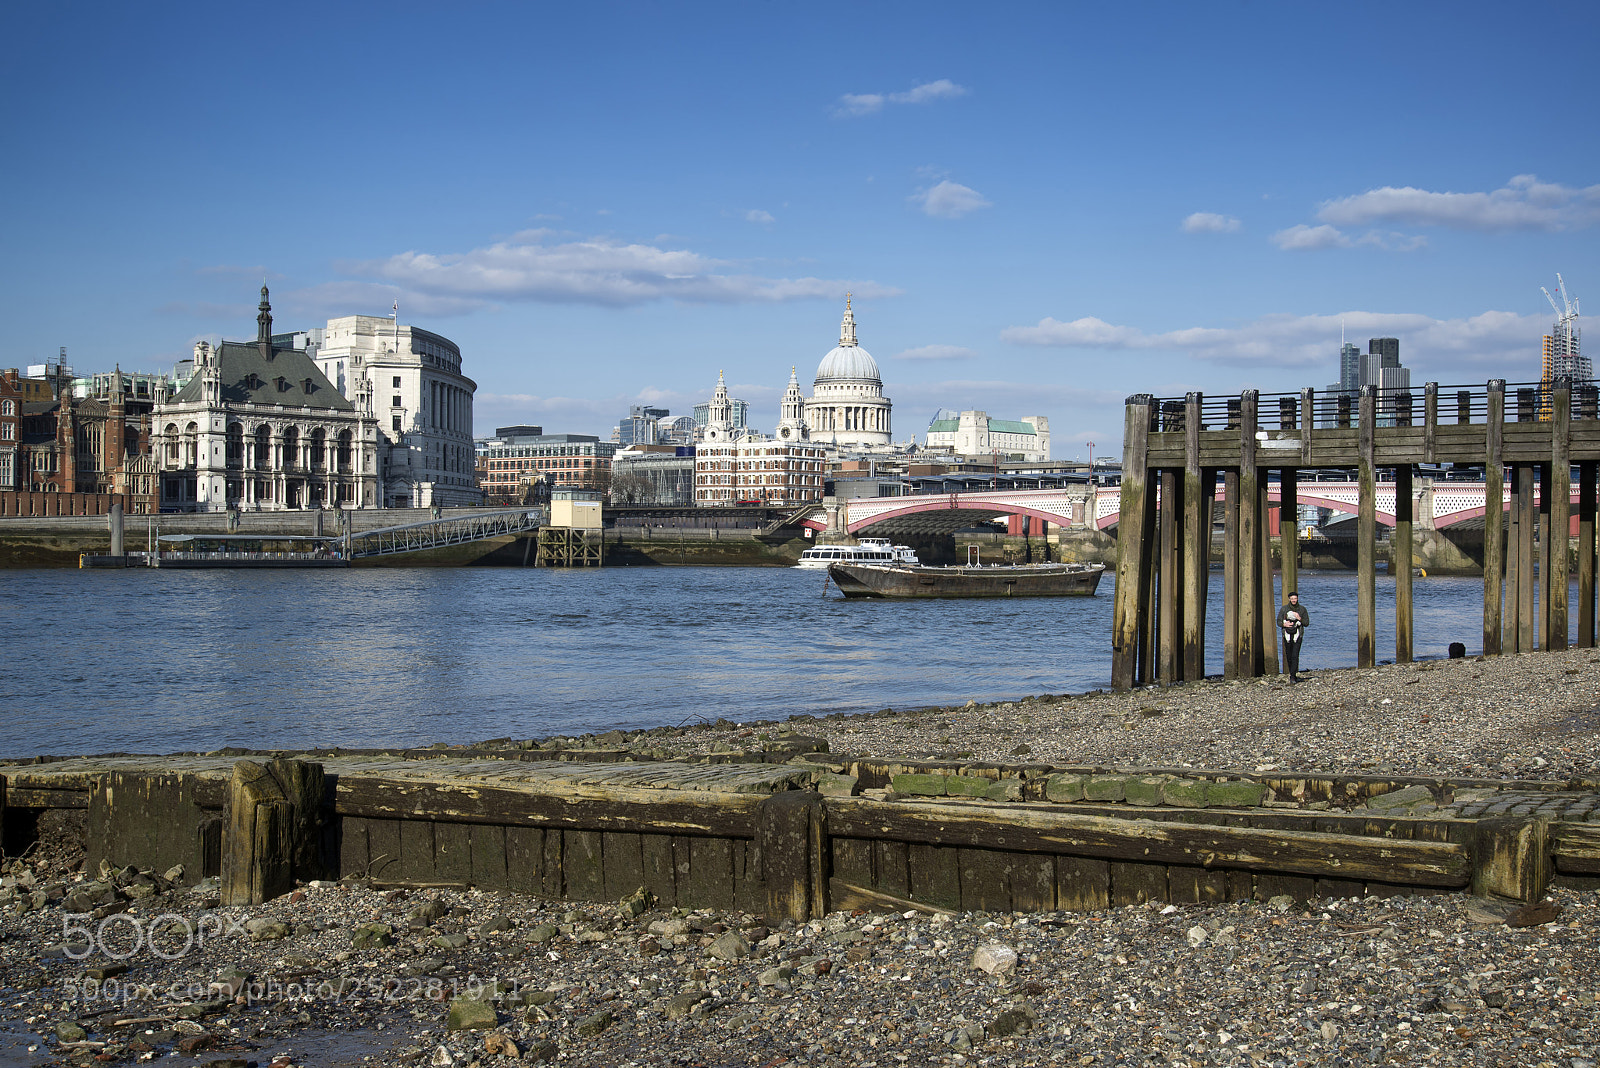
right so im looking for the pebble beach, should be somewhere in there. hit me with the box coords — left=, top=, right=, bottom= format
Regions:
left=2, top=649, right=1597, bottom=1068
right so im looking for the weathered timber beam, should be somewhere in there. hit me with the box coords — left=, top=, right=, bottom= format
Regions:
left=1552, top=823, right=1600, bottom=875
left=821, top=798, right=1470, bottom=887
left=3, top=787, right=90, bottom=809
left=334, top=777, right=762, bottom=838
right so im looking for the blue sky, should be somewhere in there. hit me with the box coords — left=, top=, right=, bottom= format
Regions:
left=3, top=1, right=1596, bottom=458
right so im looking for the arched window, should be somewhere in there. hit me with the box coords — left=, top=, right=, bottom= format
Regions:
left=254, top=425, right=271, bottom=468
left=1, top=399, right=14, bottom=416
left=225, top=423, right=244, bottom=468
left=164, top=423, right=180, bottom=463
left=282, top=426, right=300, bottom=470
left=310, top=428, right=327, bottom=471
left=336, top=429, right=353, bottom=470
left=183, top=423, right=198, bottom=467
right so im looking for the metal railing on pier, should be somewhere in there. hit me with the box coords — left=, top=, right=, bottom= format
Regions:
left=347, top=509, right=543, bottom=559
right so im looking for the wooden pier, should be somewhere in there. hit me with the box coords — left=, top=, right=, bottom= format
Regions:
left=1113, top=379, right=1600, bottom=690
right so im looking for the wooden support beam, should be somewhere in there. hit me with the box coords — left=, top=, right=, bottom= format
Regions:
left=1238, top=391, right=1260, bottom=678
left=1222, top=470, right=1239, bottom=681
left=1518, top=464, right=1537, bottom=653
left=1548, top=380, right=1572, bottom=649
left=1158, top=469, right=1179, bottom=685
left=1472, top=818, right=1551, bottom=904
left=821, top=798, right=1470, bottom=888
left=1580, top=461, right=1597, bottom=649
left=1357, top=387, right=1377, bottom=668
left=1182, top=394, right=1206, bottom=683
left=1139, top=471, right=1160, bottom=687
left=1394, top=464, right=1414, bottom=664
left=1280, top=469, right=1298, bottom=613
left=1508, top=465, right=1524, bottom=653
left=1111, top=396, right=1154, bottom=691
left=1483, top=381, right=1505, bottom=656
left=758, top=791, right=826, bottom=922
left=222, top=759, right=325, bottom=907
left=1258, top=476, right=1279, bottom=675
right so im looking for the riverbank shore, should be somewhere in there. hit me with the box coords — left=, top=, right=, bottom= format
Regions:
left=2, top=650, right=1596, bottom=1068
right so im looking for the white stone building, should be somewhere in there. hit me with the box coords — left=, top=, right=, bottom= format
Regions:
left=297, top=313, right=481, bottom=508
left=925, top=411, right=1050, bottom=461
left=694, top=370, right=825, bottom=505
left=805, top=297, right=893, bottom=449
left=152, top=288, right=381, bottom=511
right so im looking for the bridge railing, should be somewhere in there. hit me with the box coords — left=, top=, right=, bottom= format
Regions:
left=348, top=509, right=543, bottom=558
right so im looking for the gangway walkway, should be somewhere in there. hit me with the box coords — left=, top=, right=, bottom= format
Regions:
left=347, top=509, right=542, bottom=559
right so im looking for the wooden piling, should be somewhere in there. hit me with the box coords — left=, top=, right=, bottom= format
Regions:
left=1394, top=464, right=1414, bottom=664
left=1158, top=469, right=1179, bottom=685
left=1507, top=465, right=1524, bottom=654
left=1182, top=393, right=1206, bottom=682
left=1548, top=380, right=1571, bottom=649
left=1237, top=391, right=1260, bottom=678
left=1580, top=461, right=1597, bottom=649
left=222, top=759, right=325, bottom=907
left=1280, top=469, right=1298, bottom=610
left=1357, top=387, right=1377, bottom=668
left=1518, top=464, right=1537, bottom=652
left=1258, top=477, right=1278, bottom=675
left=1483, top=382, right=1505, bottom=655
left=758, top=791, right=826, bottom=922
left=1111, top=396, right=1154, bottom=690
left=1472, top=818, right=1551, bottom=904
left=1222, top=470, right=1239, bottom=681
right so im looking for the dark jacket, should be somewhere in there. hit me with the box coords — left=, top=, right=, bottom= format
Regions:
left=1277, top=601, right=1308, bottom=640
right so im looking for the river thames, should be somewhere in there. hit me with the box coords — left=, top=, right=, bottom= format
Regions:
left=0, top=566, right=1572, bottom=756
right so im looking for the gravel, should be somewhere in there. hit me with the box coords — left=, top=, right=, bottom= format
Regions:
left=2, top=649, right=1597, bottom=1066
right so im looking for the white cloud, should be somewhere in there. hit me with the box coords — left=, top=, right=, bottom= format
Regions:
left=1271, top=224, right=1351, bottom=251
left=1318, top=174, right=1600, bottom=232
left=913, top=180, right=992, bottom=219
left=894, top=344, right=979, bottom=361
left=343, top=230, right=899, bottom=308
left=834, top=79, right=968, bottom=117
left=1001, top=309, right=1544, bottom=370
left=1181, top=212, right=1241, bottom=234
left=743, top=209, right=775, bottom=224
left=282, top=280, right=487, bottom=318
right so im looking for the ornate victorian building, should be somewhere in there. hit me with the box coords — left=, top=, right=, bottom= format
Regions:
left=804, top=296, right=892, bottom=449
left=151, top=288, right=381, bottom=511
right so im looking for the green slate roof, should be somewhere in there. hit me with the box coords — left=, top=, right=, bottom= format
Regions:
left=169, top=341, right=352, bottom=411
left=927, top=417, right=1035, bottom=436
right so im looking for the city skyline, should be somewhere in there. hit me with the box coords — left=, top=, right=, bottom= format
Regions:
left=2, top=1, right=1595, bottom=457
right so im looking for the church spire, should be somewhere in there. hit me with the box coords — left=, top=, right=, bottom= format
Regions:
left=839, top=293, right=857, bottom=347
left=256, top=284, right=273, bottom=356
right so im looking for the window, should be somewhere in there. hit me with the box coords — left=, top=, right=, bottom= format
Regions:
left=392, top=376, right=402, bottom=388
left=393, top=415, right=403, bottom=432
left=392, top=395, right=403, bottom=408
left=1, top=399, right=13, bottom=416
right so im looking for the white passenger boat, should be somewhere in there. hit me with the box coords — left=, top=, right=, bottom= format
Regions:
left=794, top=537, right=919, bottom=569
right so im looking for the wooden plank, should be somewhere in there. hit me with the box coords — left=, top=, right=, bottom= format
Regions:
left=469, top=824, right=508, bottom=891
left=822, top=798, right=1471, bottom=886
left=640, top=833, right=677, bottom=906
left=1254, top=873, right=1317, bottom=902
left=1553, top=824, right=1600, bottom=874
left=1167, top=865, right=1227, bottom=904
left=363, top=818, right=402, bottom=881
left=831, top=837, right=875, bottom=888
left=1394, top=464, right=1413, bottom=664
left=1238, top=391, right=1260, bottom=677
left=906, top=843, right=962, bottom=912
left=504, top=826, right=544, bottom=896
left=601, top=832, right=645, bottom=901
left=86, top=771, right=215, bottom=885
left=1579, top=461, right=1596, bottom=649
left=5, top=787, right=90, bottom=809
left=734, top=839, right=764, bottom=916
left=1111, top=861, right=1166, bottom=906
left=335, top=776, right=761, bottom=837
left=395, top=819, right=437, bottom=885
left=433, top=821, right=473, bottom=886
left=1358, top=388, right=1377, bottom=668
left=1112, top=395, right=1154, bottom=689
left=686, top=837, right=735, bottom=911
left=541, top=826, right=564, bottom=898
left=1549, top=384, right=1572, bottom=650
left=874, top=840, right=910, bottom=898
left=338, top=816, right=370, bottom=880
left=958, top=848, right=1010, bottom=913
left=1222, top=469, right=1239, bottom=680
left=758, top=791, right=821, bottom=923
left=1182, top=395, right=1206, bottom=683
left=1225, top=870, right=1254, bottom=901
left=1010, top=854, right=1056, bottom=912
left=1055, top=855, right=1110, bottom=912
left=1158, top=467, right=1179, bottom=684
left=1316, top=878, right=1366, bottom=899
left=564, top=830, right=606, bottom=902
left=1473, top=818, right=1551, bottom=903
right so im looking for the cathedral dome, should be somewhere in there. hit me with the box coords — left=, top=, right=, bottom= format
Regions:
left=815, top=344, right=880, bottom=383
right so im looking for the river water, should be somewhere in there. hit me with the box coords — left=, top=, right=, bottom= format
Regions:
left=0, top=566, right=1579, bottom=756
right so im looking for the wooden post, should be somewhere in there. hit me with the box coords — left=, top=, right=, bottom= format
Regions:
left=1182, top=393, right=1206, bottom=682
left=1280, top=469, right=1299, bottom=611
left=1519, top=464, right=1537, bottom=653
left=1222, top=470, right=1239, bottom=681
left=1237, top=391, right=1260, bottom=678
left=1394, top=464, right=1414, bottom=664
left=1472, top=818, right=1551, bottom=904
left=1507, top=465, right=1524, bottom=654
left=1258, top=477, right=1279, bottom=675
left=1139, top=472, right=1160, bottom=687
left=759, top=791, right=826, bottom=922
left=1580, top=461, right=1597, bottom=649
left=222, top=759, right=325, bottom=907
left=1548, top=379, right=1571, bottom=650
left=1423, top=382, right=1438, bottom=464
left=1111, top=396, right=1154, bottom=690
left=1158, top=469, right=1179, bottom=685
left=1483, top=381, right=1505, bottom=656
left=1357, top=387, right=1377, bottom=668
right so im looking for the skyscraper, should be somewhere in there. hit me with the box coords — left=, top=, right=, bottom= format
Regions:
left=1541, top=276, right=1589, bottom=384
left=1362, top=338, right=1410, bottom=427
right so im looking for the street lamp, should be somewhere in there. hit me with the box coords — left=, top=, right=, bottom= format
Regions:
left=1086, top=441, right=1096, bottom=484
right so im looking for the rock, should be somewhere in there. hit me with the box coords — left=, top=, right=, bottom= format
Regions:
left=707, top=931, right=750, bottom=960
left=945, top=775, right=993, bottom=797
left=446, top=996, right=498, bottom=1031
left=618, top=886, right=655, bottom=918
left=351, top=922, right=394, bottom=950
left=1267, top=895, right=1295, bottom=912
left=525, top=1040, right=558, bottom=1063
left=891, top=773, right=948, bottom=796
left=161, top=864, right=186, bottom=883
left=245, top=918, right=292, bottom=942
left=663, top=991, right=707, bottom=1020
left=845, top=945, right=872, bottom=963
left=638, top=936, right=662, bottom=955
left=430, top=1046, right=454, bottom=1067
left=177, top=1034, right=216, bottom=1053
left=1123, top=776, right=1167, bottom=806
left=1205, top=781, right=1267, bottom=808
left=757, top=966, right=794, bottom=987
left=648, top=917, right=690, bottom=938
left=525, top=923, right=560, bottom=943
left=1505, top=901, right=1562, bottom=928
left=1365, top=784, right=1436, bottom=811
left=1186, top=926, right=1208, bottom=947
left=972, top=942, right=1018, bottom=976
left=1320, top=1021, right=1339, bottom=1043
left=408, top=898, right=450, bottom=926
left=817, top=773, right=859, bottom=796
left=988, top=1003, right=1037, bottom=1038
left=525, top=989, right=558, bottom=1006
left=483, top=1032, right=519, bottom=1058
left=1159, top=778, right=1208, bottom=808
left=477, top=915, right=514, bottom=934
left=432, top=933, right=470, bottom=950
left=576, top=1009, right=613, bottom=1036
left=1084, top=775, right=1126, bottom=802
left=54, top=1021, right=87, bottom=1043
left=984, top=778, right=1024, bottom=801
left=1044, top=774, right=1085, bottom=802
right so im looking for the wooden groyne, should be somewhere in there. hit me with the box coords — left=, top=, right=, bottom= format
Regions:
left=1113, top=379, right=1600, bottom=689
left=5, top=746, right=1596, bottom=916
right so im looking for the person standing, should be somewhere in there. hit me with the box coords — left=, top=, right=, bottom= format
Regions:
left=1277, top=591, right=1309, bottom=683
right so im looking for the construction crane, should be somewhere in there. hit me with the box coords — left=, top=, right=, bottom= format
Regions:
left=1539, top=274, right=1588, bottom=410
left=1543, top=273, right=1580, bottom=326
